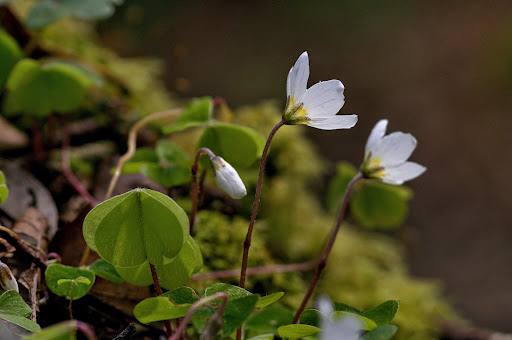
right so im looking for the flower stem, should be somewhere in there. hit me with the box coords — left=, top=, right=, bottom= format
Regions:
left=189, top=148, right=216, bottom=235
left=239, top=120, right=285, bottom=289
left=168, top=292, right=229, bottom=340
left=292, top=172, right=363, bottom=324
left=150, top=263, right=173, bottom=338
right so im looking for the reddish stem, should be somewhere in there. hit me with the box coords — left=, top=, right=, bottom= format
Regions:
left=189, top=148, right=216, bottom=235
left=75, top=321, right=98, bottom=340
left=239, top=120, right=285, bottom=288
left=150, top=263, right=173, bottom=337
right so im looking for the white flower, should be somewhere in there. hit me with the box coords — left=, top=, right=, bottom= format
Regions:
left=210, top=156, right=247, bottom=199
left=0, top=261, right=19, bottom=292
left=318, top=296, right=361, bottom=340
left=361, top=119, right=426, bottom=185
left=283, top=51, right=358, bottom=130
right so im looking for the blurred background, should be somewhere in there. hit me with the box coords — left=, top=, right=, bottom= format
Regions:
left=97, top=1, right=512, bottom=332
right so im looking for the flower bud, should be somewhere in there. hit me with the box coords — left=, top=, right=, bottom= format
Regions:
left=210, top=156, right=247, bottom=199
left=0, top=261, right=19, bottom=292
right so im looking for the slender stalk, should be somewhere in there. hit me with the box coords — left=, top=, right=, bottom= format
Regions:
left=192, top=259, right=319, bottom=281
left=292, top=172, right=363, bottom=324
left=69, top=299, right=73, bottom=320
left=168, top=292, right=229, bottom=340
left=239, top=120, right=285, bottom=288
left=75, top=321, right=99, bottom=340
left=189, top=148, right=216, bottom=235
left=79, top=108, right=181, bottom=266
left=150, top=263, right=173, bottom=337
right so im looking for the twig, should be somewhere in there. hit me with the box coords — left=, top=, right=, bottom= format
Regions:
left=191, top=259, right=319, bottom=281
left=150, top=263, right=172, bottom=338
left=113, top=323, right=136, bottom=340
left=168, top=292, right=229, bottom=340
left=0, top=226, right=47, bottom=268
left=292, top=172, right=363, bottom=323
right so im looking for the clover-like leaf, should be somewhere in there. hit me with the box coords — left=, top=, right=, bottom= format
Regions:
left=83, top=188, right=189, bottom=267
left=246, top=306, right=294, bottom=335
left=361, top=324, right=398, bottom=340
left=23, top=320, right=77, bottom=339
left=45, top=264, right=95, bottom=300
left=205, top=283, right=252, bottom=300
left=298, top=309, right=320, bottom=327
left=277, top=324, right=320, bottom=339
left=162, top=97, right=213, bottom=134
left=0, top=30, right=23, bottom=88
left=197, top=122, right=265, bottom=168
left=161, top=287, right=199, bottom=304
left=0, top=171, right=8, bottom=204
left=255, top=292, right=284, bottom=308
left=114, top=236, right=200, bottom=290
left=88, top=259, right=123, bottom=285
left=361, top=300, right=399, bottom=326
left=134, top=297, right=191, bottom=324
left=221, top=294, right=258, bottom=336
left=0, top=290, right=41, bottom=333
left=331, top=311, right=377, bottom=331
left=5, top=59, right=91, bottom=116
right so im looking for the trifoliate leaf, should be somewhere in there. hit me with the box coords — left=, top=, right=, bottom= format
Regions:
left=331, top=311, right=377, bottom=331
left=83, top=188, right=189, bottom=267
left=0, top=30, right=22, bottom=88
left=277, top=324, right=320, bottom=339
left=161, top=287, right=199, bottom=304
left=361, top=325, right=398, bottom=340
left=45, top=264, right=95, bottom=300
left=162, top=97, right=213, bottom=134
left=88, top=259, right=123, bottom=285
left=0, top=291, right=41, bottom=333
left=246, top=306, right=294, bottom=334
left=361, top=300, right=399, bottom=326
left=134, top=297, right=190, bottom=324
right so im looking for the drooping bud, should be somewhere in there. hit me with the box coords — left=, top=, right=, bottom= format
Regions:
left=210, top=156, right=247, bottom=199
left=0, top=261, right=19, bottom=292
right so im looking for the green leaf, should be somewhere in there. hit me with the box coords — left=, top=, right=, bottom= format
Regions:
left=205, top=283, right=252, bottom=300
left=120, top=148, right=159, bottom=175
left=188, top=237, right=203, bottom=274
left=246, top=335, right=274, bottom=340
left=140, top=164, right=190, bottom=188
left=255, top=292, right=284, bottom=308
left=83, top=188, right=189, bottom=267
left=134, top=297, right=190, bottom=324
left=25, top=1, right=67, bottom=30
left=58, top=0, right=116, bottom=20
left=0, top=290, right=40, bottom=333
left=361, top=300, right=399, bottom=326
left=333, top=302, right=362, bottom=315
left=114, top=237, right=199, bottom=290
left=221, top=294, right=258, bottom=336
left=5, top=59, right=90, bottom=116
left=45, top=264, right=95, bottom=300
left=361, top=325, right=398, bottom=340
left=0, top=30, right=23, bottom=88
left=197, top=122, right=265, bottom=168
left=88, top=259, right=123, bottom=285
left=0, top=171, right=8, bottom=204
left=277, top=324, right=320, bottom=339
left=161, top=287, right=199, bottom=304
left=298, top=309, right=320, bottom=327
left=246, top=306, right=294, bottom=334
left=331, top=311, right=377, bottom=331
left=162, top=97, right=213, bottom=134
left=23, top=321, right=77, bottom=340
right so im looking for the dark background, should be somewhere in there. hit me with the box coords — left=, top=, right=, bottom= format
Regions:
left=98, top=1, right=512, bottom=332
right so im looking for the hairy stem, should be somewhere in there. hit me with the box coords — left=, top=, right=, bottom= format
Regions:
left=292, top=172, right=363, bottom=324
left=168, top=292, right=229, bottom=340
left=239, top=120, right=285, bottom=288
left=150, top=263, right=173, bottom=338
left=189, top=148, right=216, bottom=235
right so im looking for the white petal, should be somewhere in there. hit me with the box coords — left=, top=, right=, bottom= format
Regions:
left=370, top=132, right=417, bottom=167
left=212, top=157, right=247, bottom=199
left=365, top=119, right=388, bottom=155
left=381, top=161, right=426, bottom=185
left=287, top=51, right=309, bottom=100
left=301, top=80, right=345, bottom=118
left=323, top=316, right=361, bottom=340
left=308, top=115, right=358, bottom=130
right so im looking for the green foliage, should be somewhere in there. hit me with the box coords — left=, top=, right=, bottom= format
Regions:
left=361, top=300, right=400, bottom=326
left=220, top=294, right=258, bottom=336
left=198, top=122, right=265, bottom=168
left=0, top=29, right=23, bottom=88
left=277, top=324, right=320, bottom=339
left=0, top=290, right=40, bottom=333
left=25, top=0, right=122, bottom=29
left=87, top=259, right=123, bottom=285
left=327, top=162, right=413, bottom=229
left=23, top=321, right=77, bottom=340
left=0, top=171, right=8, bottom=204
left=134, top=297, right=190, bottom=324
left=4, top=59, right=92, bottom=117
left=362, top=325, right=398, bottom=340
left=161, top=286, right=200, bottom=304
left=45, top=264, right=95, bottom=300
left=122, top=140, right=191, bottom=187
left=163, top=97, right=213, bottom=133
left=114, top=236, right=202, bottom=290
left=246, top=307, right=294, bottom=335
left=205, top=283, right=283, bottom=309
left=83, top=188, right=189, bottom=267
